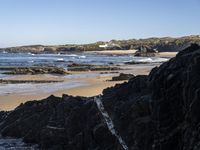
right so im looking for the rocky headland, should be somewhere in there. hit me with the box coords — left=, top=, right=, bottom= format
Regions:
left=0, top=35, right=200, bottom=53
left=0, top=44, right=200, bottom=150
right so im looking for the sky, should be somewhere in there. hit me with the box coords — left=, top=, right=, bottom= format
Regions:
left=0, top=0, right=200, bottom=47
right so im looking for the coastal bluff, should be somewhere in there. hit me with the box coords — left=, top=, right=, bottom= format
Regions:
left=0, top=44, right=200, bottom=150
left=0, top=35, right=200, bottom=53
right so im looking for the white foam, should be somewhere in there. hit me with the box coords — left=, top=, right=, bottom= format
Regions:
left=56, top=58, right=64, bottom=61
left=78, top=55, right=86, bottom=59
left=129, top=57, right=169, bottom=63
left=64, top=54, right=78, bottom=57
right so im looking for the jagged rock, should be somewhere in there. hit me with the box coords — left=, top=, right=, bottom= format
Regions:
left=135, top=45, right=158, bottom=57
left=1, top=44, right=200, bottom=150
left=0, top=95, right=122, bottom=149
left=149, top=44, right=200, bottom=150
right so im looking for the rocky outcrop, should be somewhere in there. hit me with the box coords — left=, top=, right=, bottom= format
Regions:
left=1, top=66, right=67, bottom=75
left=67, top=63, right=121, bottom=71
left=0, top=79, right=63, bottom=84
left=148, top=43, right=200, bottom=150
left=0, top=95, right=123, bottom=149
left=109, top=73, right=135, bottom=81
left=134, top=45, right=158, bottom=57
left=1, top=44, right=200, bottom=150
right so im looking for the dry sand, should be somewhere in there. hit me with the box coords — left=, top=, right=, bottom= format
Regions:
left=88, top=50, right=137, bottom=55
left=158, top=52, right=178, bottom=57
left=88, top=50, right=177, bottom=58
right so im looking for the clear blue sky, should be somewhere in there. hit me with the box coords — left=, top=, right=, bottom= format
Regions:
left=0, top=0, right=199, bottom=47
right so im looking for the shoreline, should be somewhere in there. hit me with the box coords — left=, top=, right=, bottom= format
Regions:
left=0, top=51, right=177, bottom=111
left=0, top=75, right=124, bottom=110
left=86, top=50, right=178, bottom=57
left=0, top=64, right=155, bottom=111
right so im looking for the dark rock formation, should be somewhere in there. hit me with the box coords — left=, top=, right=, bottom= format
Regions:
left=1, top=66, right=67, bottom=75
left=0, top=79, right=63, bottom=84
left=125, top=61, right=149, bottom=65
left=148, top=43, right=200, bottom=150
left=0, top=95, right=123, bottom=149
left=68, top=63, right=121, bottom=71
left=109, top=73, right=135, bottom=81
left=1, top=44, right=200, bottom=150
left=134, top=45, right=158, bottom=57
left=0, top=111, right=8, bottom=124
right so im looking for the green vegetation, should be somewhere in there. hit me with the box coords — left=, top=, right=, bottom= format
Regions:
left=1, top=35, right=200, bottom=53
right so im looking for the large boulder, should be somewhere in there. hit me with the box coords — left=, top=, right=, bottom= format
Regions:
left=135, top=45, right=158, bottom=57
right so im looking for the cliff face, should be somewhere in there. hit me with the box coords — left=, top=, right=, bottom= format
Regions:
left=0, top=44, right=200, bottom=150
left=1, top=35, right=200, bottom=53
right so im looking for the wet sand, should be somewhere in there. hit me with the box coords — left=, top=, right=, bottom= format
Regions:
left=0, top=65, right=154, bottom=111
left=0, top=75, right=123, bottom=110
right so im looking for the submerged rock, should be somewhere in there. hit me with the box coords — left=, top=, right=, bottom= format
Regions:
left=0, top=79, right=64, bottom=84
left=0, top=44, right=200, bottom=150
left=68, top=63, right=121, bottom=71
left=1, top=67, right=67, bottom=75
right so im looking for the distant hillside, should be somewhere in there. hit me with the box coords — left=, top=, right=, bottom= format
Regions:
left=1, top=35, right=200, bottom=53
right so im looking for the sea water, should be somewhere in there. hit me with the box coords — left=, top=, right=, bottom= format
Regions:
left=0, top=52, right=168, bottom=68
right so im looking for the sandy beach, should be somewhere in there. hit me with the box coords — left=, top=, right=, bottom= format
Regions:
left=0, top=75, right=123, bottom=110
left=158, top=52, right=178, bottom=57
left=87, top=50, right=177, bottom=57
left=89, top=50, right=137, bottom=55
left=0, top=77, right=122, bottom=110
left=0, top=64, right=154, bottom=110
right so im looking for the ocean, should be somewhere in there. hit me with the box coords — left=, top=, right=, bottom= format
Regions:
left=0, top=52, right=169, bottom=68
